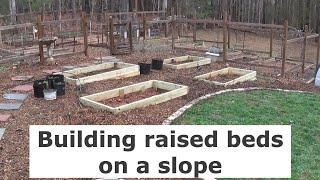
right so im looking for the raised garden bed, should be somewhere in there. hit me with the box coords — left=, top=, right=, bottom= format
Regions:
left=163, top=55, right=211, bottom=69
left=194, top=67, right=257, bottom=86
left=80, top=80, right=189, bottom=114
left=62, top=62, right=139, bottom=86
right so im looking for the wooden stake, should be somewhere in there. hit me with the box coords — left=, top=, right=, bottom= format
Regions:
left=37, top=15, right=44, bottom=64
left=281, top=20, right=288, bottom=77
left=270, top=28, right=273, bottom=57
left=302, top=25, right=308, bottom=74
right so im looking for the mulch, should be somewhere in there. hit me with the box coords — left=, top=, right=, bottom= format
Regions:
left=0, top=46, right=319, bottom=179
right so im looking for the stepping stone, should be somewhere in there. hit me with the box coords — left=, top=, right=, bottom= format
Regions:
left=11, top=76, right=33, bottom=81
left=3, top=93, right=28, bottom=101
left=0, top=115, right=10, bottom=122
left=43, top=69, right=61, bottom=74
left=78, top=63, right=93, bottom=67
left=0, top=128, right=5, bottom=139
left=11, top=84, right=33, bottom=92
left=0, top=103, right=22, bottom=110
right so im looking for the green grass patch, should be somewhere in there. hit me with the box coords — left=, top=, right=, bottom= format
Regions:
left=173, top=90, right=320, bottom=180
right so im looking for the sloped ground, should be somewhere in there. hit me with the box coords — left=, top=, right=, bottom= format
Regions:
left=0, top=46, right=320, bottom=179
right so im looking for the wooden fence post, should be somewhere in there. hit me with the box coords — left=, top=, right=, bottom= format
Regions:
left=81, top=12, right=88, bottom=56
left=227, top=15, right=231, bottom=49
left=317, top=35, right=320, bottom=69
left=192, top=9, right=196, bottom=42
left=143, top=15, right=147, bottom=40
left=129, top=21, right=133, bottom=52
left=302, top=25, right=308, bottom=74
left=222, top=13, right=228, bottom=63
left=171, top=7, right=175, bottom=52
left=281, top=20, right=288, bottom=77
left=270, top=28, right=273, bottom=57
left=109, top=16, right=114, bottom=55
left=37, top=15, right=45, bottom=64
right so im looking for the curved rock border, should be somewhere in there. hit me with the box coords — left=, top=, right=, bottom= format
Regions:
left=163, top=87, right=309, bottom=125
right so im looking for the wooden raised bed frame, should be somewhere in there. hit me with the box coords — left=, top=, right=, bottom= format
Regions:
left=62, top=62, right=139, bottom=86
left=194, top=67, right=257, bottom=87
left=163, top=56, right=211, bottom=69
left=80, top=80, right=189, bottom=114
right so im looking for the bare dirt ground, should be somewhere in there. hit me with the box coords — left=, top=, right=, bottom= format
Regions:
left=0, top=34, right=319, bottom=179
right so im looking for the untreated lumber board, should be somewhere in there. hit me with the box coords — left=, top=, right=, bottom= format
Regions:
left=287, top=34, right=319, bottom=44
left=228, top=22, right=284, bottom=29
left=163, top=56, right=211, bottom=70
left=0, top=54, right=39, bottom=64
left=80, top=80, right=189, bottom=114
left=194, top=67, right=257, bottom=87
left=62, top=62, right=139, bottom=86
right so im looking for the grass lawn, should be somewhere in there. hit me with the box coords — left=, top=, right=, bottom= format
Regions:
left=173, top=90, right=320, bottom=180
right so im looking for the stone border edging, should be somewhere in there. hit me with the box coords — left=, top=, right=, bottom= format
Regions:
left=163, top=87, right=308, bottom=125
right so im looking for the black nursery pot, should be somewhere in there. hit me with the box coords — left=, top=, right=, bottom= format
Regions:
left=33, top=79, right=47, bottom=98
left=47, top=74, right=64, bottom=89
left=53, top=82, right=65, bottom=96
left=139, top=63, right=151, bottom=75
left=151, top=58, right=164, bottom=70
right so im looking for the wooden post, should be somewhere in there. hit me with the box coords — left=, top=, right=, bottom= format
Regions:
left=143, top=15, right=147, bottom=40
left=129, top=21, right=133, bottom=52
left=109, top=16, right=114, bottom=55
left=81, top=12, right=88, bottom=56
left=281, top=20, right=288, bottom=77
left=302, top=25, right=308, bottom=74
left=270, top=28, right=273, bottom=57
left=177, top=6, right=181, bottom=37
left=222, top=0, right=228, bottom=63
left=37, top=15, right=45, bottom=64
left=0, top=30, right=2, bottom=45
left=317, top=35, right=320, bottom=69
left=192, top=9, right=196, bottom=42
left=171, top=7, right=175, bottom=52
left=227, top=15, right=231, bottom=49
left=165, top=22, right=168, bottom=38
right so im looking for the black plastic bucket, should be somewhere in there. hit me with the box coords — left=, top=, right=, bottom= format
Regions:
left=139, top=63, right=151, bottom=75
left=53, top=82, right=65, bottom=96
left=47, top=74, right=64, bottom=89
left=151, top=58, right=164, bottom=70
left=33, top=79, right=47, bottom=98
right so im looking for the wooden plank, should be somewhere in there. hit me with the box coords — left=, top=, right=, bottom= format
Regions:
left=287, top=34, right=319, bottom=44
left=80, top=80, right=189, bottom=114
left=175, top=19, right=223, bottom=24
left=0, top=23, right=35, bottom=31
left=163, top=56, right=211, bottom=69
left=228, top=22, right=284, bottom=29
left=63, top=63, right=139, bottom=86
left=0, top=54, right=39, bottom=64
left=194, top=67, right=257, bottom=87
